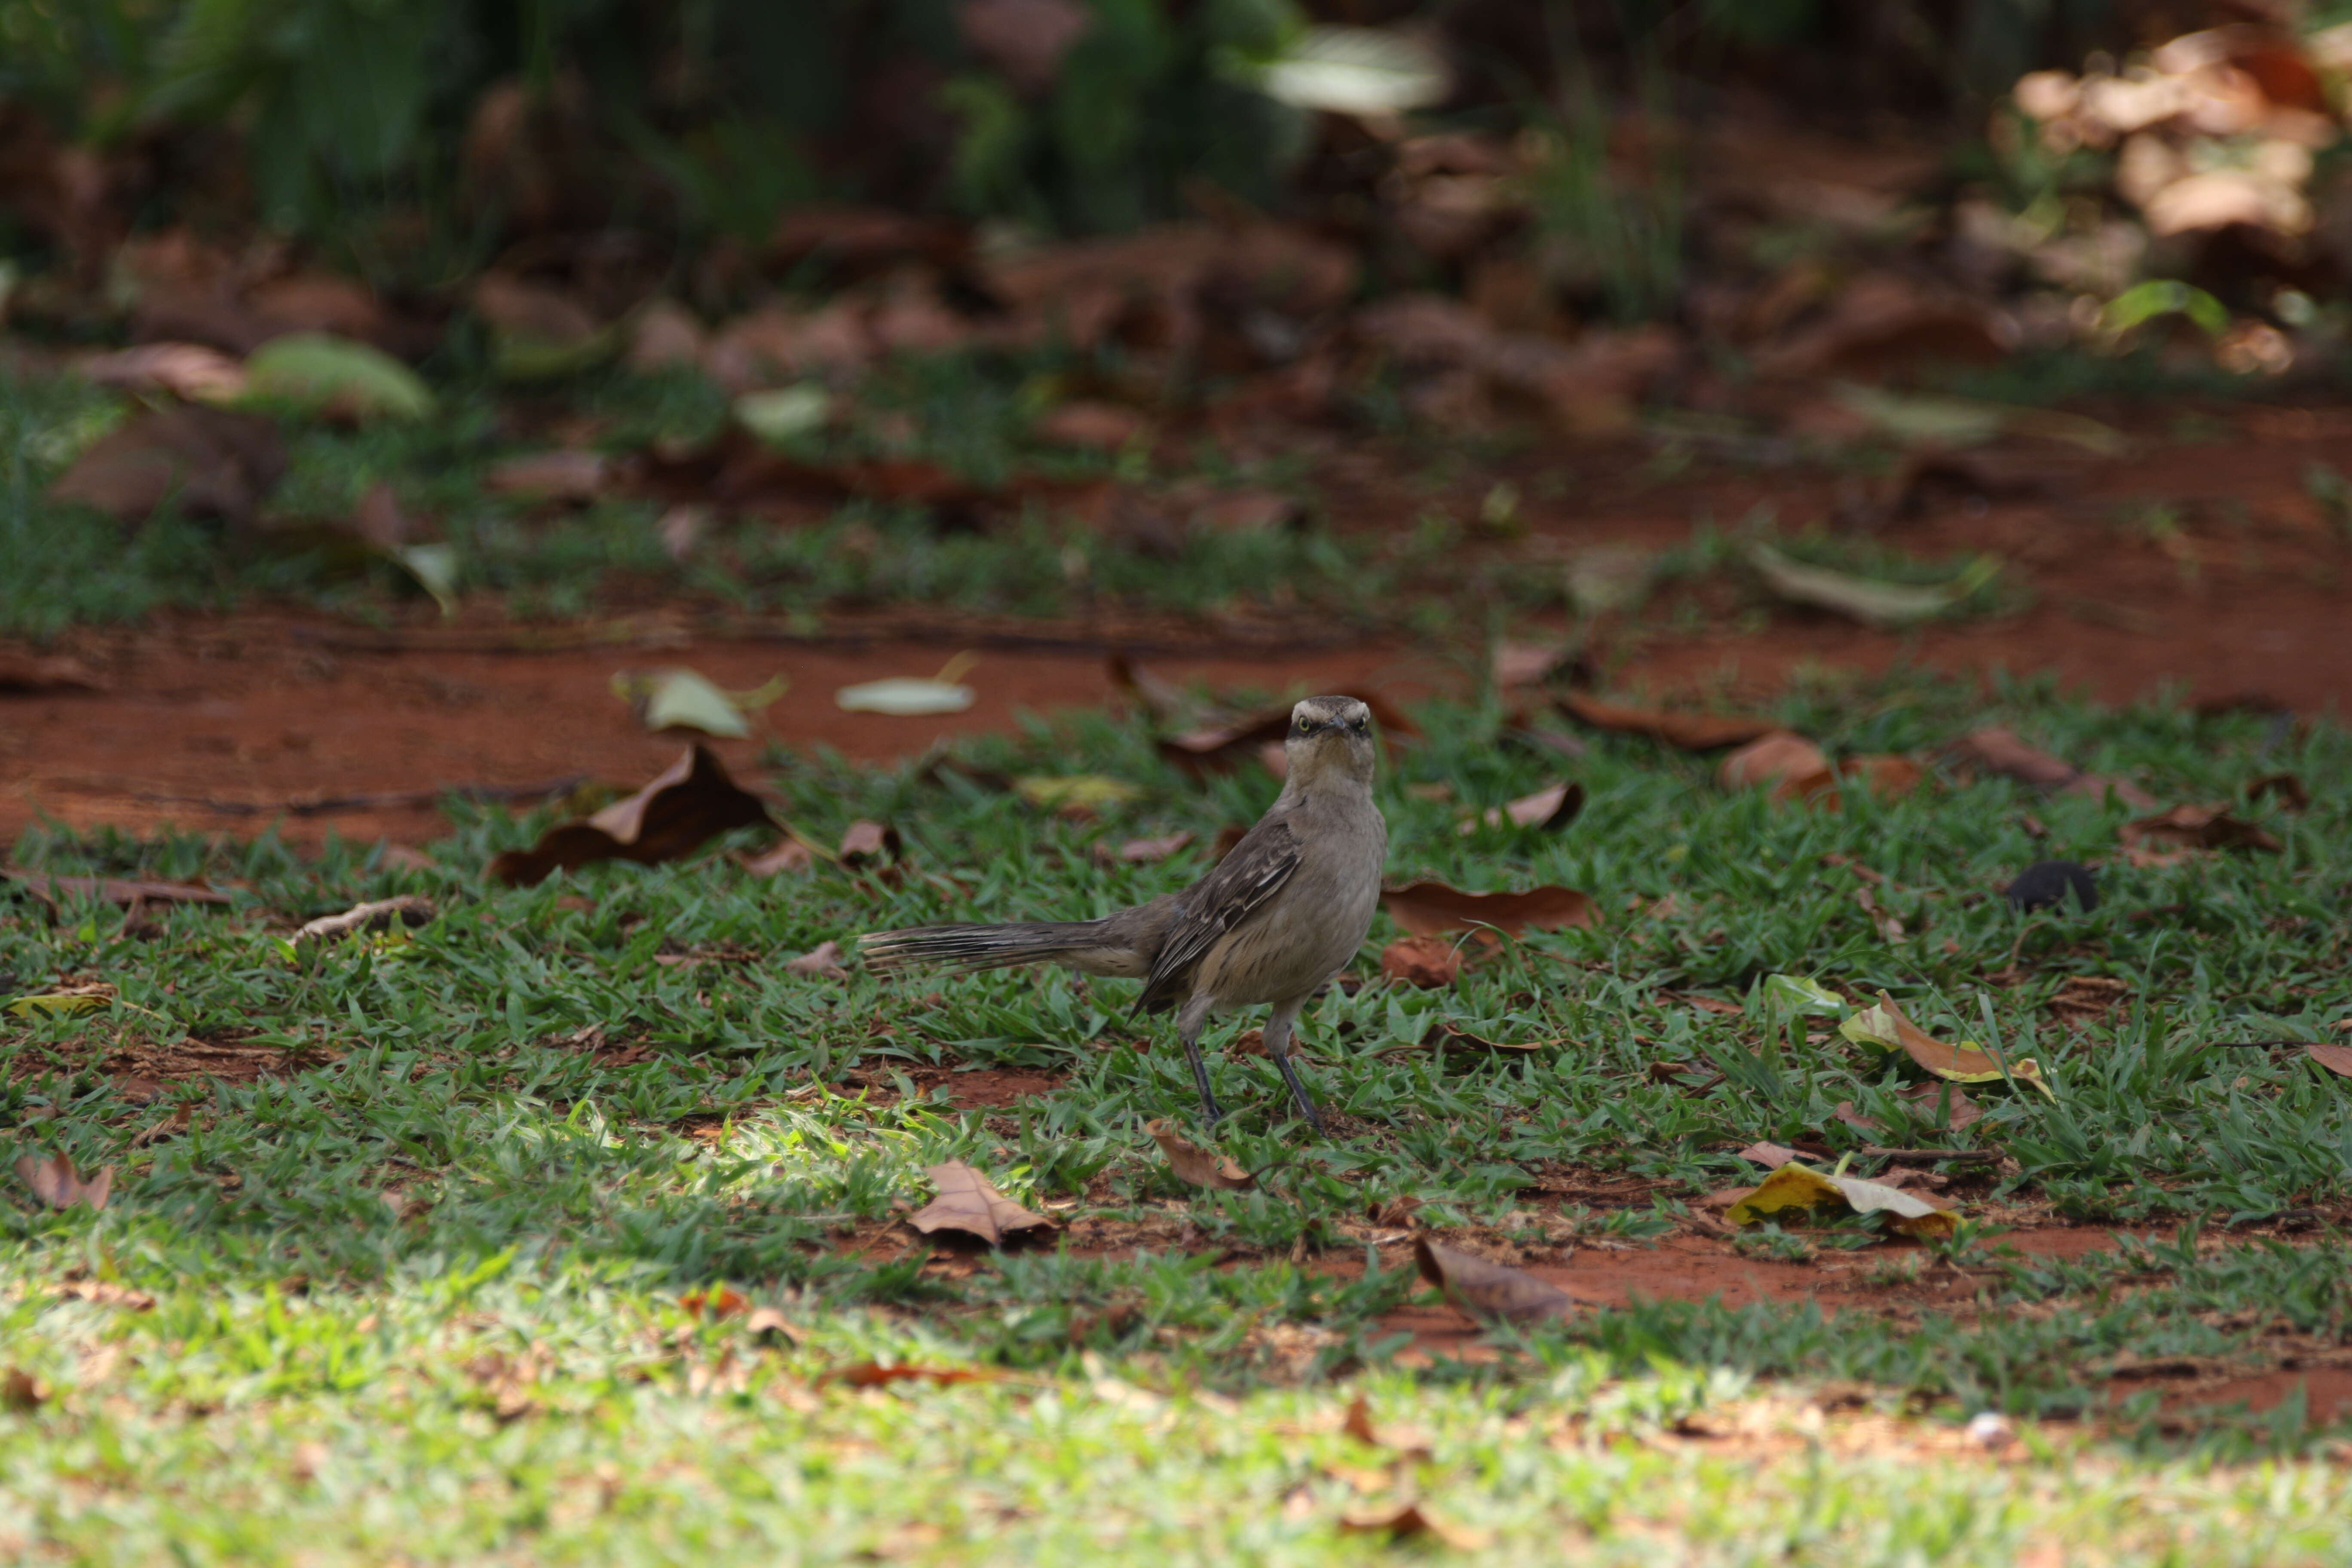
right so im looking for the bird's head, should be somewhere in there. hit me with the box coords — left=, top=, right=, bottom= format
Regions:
left=1282, top=695, right=1377, bottom=792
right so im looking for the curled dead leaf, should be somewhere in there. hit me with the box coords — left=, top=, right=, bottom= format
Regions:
left=2120, top=804, right=2282, bottom=859
left=1722, top=1161, right=1959, bottom=1239
left=1841, top=992, right=2052, bottom=1099
left=293, top=896, right=436, bottom=946
left=1143, top=1119, right=1256, bottom=1191
left=839, top=821, right=903, bottom=866
left=487, top=745, right=777, bottom=886
left=1555, top=691, right=1779, bottom=751
left=1381, top=882, right=1596, bottom=940
left=2, top=1368, right=48, bottom=1412
left=907, top=1161, right=1053, bottom=1247
left=1337, top=1502, right=1489, bottom=1551
left=784, top=940, right=850, bottom=980
left=1381, top=934, right=1463, bottom=988
left=13, top=1152, right=113, bottom=1211
left=1414, top=1238, right=1580, bottom=1324
left=1719, top=731, right=1830, bottom=795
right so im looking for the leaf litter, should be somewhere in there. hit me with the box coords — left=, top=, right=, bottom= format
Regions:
left=14, top=1152, right=115, bottom=1211
left=1841, top=993, right=2053, bottom=1099
left=906, top=1161, right=1054, bottom=1247
left=487, top=744, right=777, bottom=885
left=1143, top=1120, right=1256, bottom=1191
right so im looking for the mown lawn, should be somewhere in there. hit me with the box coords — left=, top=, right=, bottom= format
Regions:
left=4, top=674, right=2349, bottom=1564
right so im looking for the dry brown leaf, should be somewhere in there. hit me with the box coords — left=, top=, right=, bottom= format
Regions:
left=2, top=1368, right=47, bottom=1412
left=838, top=821, right=903, bottom=866
left=1381, top=934, right=1463, bottom=987
left=680, top=1285, right=750, bottom=1319
left=5, top=872, right=233, bottom=913
left=51, top=1279, right=155, bottom=1310
left=2248, top=773, right=2309, bottom=812
left=293, top=896, right=435, bottom=946
left=830, top=1362, right=993, bottom=1388
left=77, top=341, right=248, bottom=402
left=1720, top=731, right=1831, bottom=796
left=741, top=837, right=814, bottom=876
left=1338, top=1501, right=1489, bottom=1551
left=14, top=1152, right=113, bottom=1211
left=1492, top=642, right=1577, bottom=689
left=1555, top=691, right=1779, bottom=751
left=1341, top=1395, right=1433, bottom=1458
left=1035, top=400, right=1148, bottom=449
left=1463, top=781, right=1584, bottom=835
left=487, top=745, right=776, bottom=885
left=1414, top=1238, right=1580, bottom=1324
left=785, top=940, right=850, bottom=980
left=1948, top=727, right=2159, bottom=810
left=129, top=1105, right=191, bottom=1148
left=1841, top=754, right=1925, bottom=799
left=907, top=1161, right=1053, bottom=1247
left=742, top=1305, right=800, bottom=1341
left=0, top=652, right=107, bottom=695
left=46, top=406, right=287, bottom=528
left=1381, top=882, right=1596, bottom=940
left=2304, top=1043, right=2352, bottom=1078
left=2120, top=804, right=2283, bottom=858
left=1143, top=1119, right=1256, bottom=1191
left=1115, top=832, right=1193, bottom=864
left=957, top=0, right=1093, bottom=92
left=1736, top=1142, right=1801, bottom=1169
left=486, top=450, right=611, bottom=502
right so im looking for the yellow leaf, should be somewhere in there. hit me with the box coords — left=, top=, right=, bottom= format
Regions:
left=5, top=990, right=112, bottom=1019
left=1013, top=775, right=1144, bottom=812
left=1841, top=992, right=2052, bottom=1099
left=1725, top=1161, right=1959, bottom=1239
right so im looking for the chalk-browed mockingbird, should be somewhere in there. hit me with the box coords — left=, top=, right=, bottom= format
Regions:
left=860, top=695, right=1388, bottom=1133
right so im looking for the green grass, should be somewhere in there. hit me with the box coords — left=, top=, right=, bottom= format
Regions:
left=0, top=352, right=1418, bottom=640
left=5, top=673, right=2351, bottom=1561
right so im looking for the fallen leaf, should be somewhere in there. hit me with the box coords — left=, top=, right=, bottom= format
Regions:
left=51, top=1279, right=155, bottom=1310
left=2121, top=804, right=2283, bottom=858
left=486, top=449, right=611, bottom=502
left=1340, top=1395, right=1433, bottom=1458
left=1724, top=1161, right=1959, bottom=1238
left=46, top=405, right=286, bottom=527
left=1719, top=731, right=1831, bottom=795
left=1337, top=1501, right=1489, bottom=1551
left=4, top=983, right=118, bottom=1018
left=1240, top=24, right=1452, bottom=115
left=1115, top=832, right=1193, bottom=864
left=835, top=674, right=976, bottom=716
left=612, top=667, right=782, bottom=738
left=785, top=940, right=850, bottom=980
left=1829, top=383, right=2125, bottom=455
left=830, top=1362, right=992, bottom=1388
left=1750, top=543, right=1998, bottom=629
left=292, top=896, right=436, bottom=946
left=473, top=273, right=615, bottom=380
left=1143, top=1119, right=1256, bottom=1191
left=957, top=0, right=1092, bottom=91
left=1736, top=1142, right=1801, bottom=1168
left=1013, top=775, right=1145, bottom=814
left=1035, top=400, right=1148, bottom=449
left=733, top=384, right=833, bottom=446
left=2004, top=860, right=2098, bottom=913
left=13, top=1152, right=114, bottom=1211
left=0, top=652, right=107, bottom=695
left=1463, top=781, right=1583, bottom=834
left=240, top=332, right=434, bottom=422
left=1841, top=992, right=2052, bottom=1099
left=1554, top=692, right=1779, bottom=751
left=1430, top=1022, right=1546, bottom=1055
left=1414, top=1238, right=1580, bottom=1324
left=1382, top=882, right=1597, bottom=939
left=1759, top=974, right=1845, bottom=1015
left=1381, top=934, right=1463, bottom=987
left=1947, top=728, right=2158, bottom=810
left=2248, top=773, right=2309, bottom=812
left=76, top=341, right=248, bottom=402
left=1492, top=642, right=1578, bottom=688
left=2303, top=1044, right=2352, bottom=1078
left=129, top=1104, right=192, bottom=1148
left=742, top=1305, right=799, bottom=1341
left=838, top=821, right=902, bottom=866
left=906, top=1161, right=1053, bottom=1246
left=680, top=1285, right=750, bottom=1319
left=741, top=838, right=815, bottom=876
left=1, top=1368, right=47, bottom=1412
left=487, top=744, right=776, bottom=885
left=1896, top=1081, right=1983, bottom=1131
left=1841, top=754, right=1924, bottom=799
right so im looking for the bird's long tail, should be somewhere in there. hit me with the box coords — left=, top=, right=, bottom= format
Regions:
left=858, top=920, right=1109, bottom=973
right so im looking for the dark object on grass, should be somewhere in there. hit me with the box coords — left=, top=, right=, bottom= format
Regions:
left=2006, top=860, right=2097, bottom=913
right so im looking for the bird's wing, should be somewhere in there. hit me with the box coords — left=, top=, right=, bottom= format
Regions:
left=1135, top=817, right=1303, bottom=1014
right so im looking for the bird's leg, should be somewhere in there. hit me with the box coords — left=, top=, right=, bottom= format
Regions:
left=1176, top=994, right=1223, bottom=1125
left=1260, top=1001, right=1326, bottom=1136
